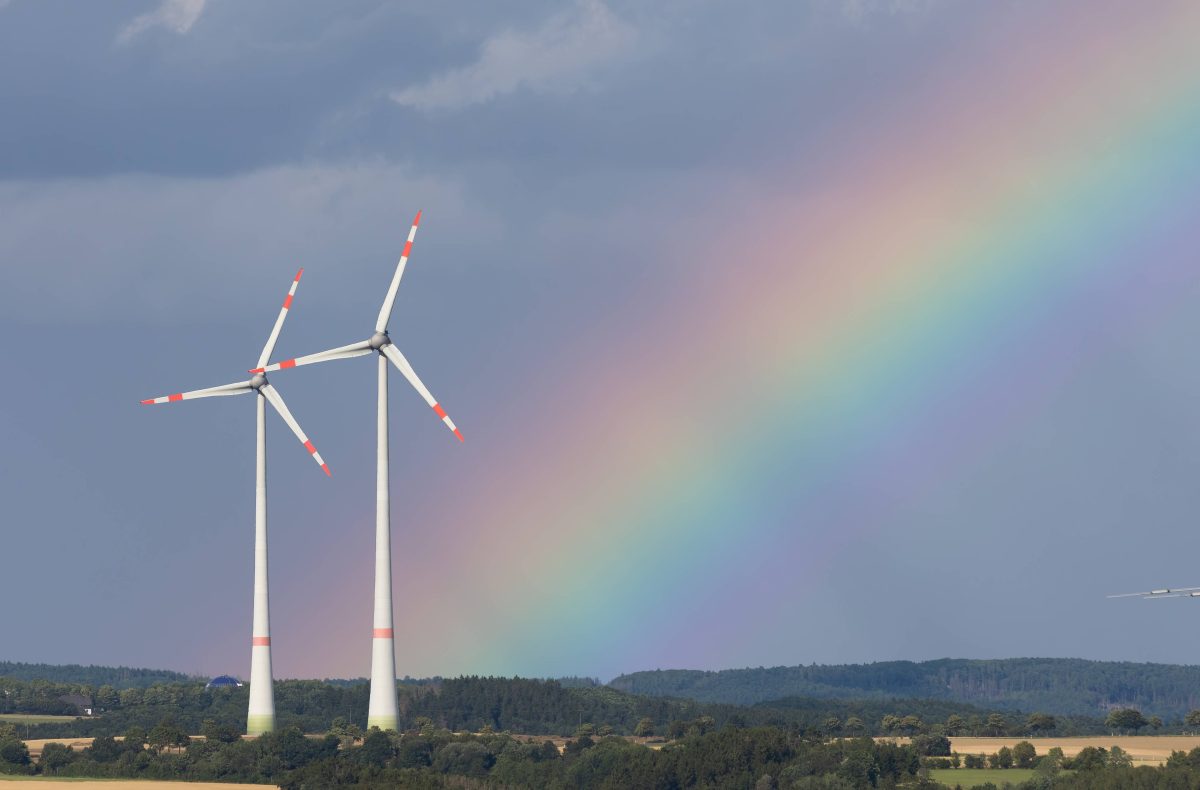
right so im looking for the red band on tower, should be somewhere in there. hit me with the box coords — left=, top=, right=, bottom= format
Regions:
left=373, top=628, right=394, bottom=638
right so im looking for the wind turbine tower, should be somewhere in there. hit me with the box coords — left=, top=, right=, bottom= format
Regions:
left=253, top=212, right=461, bottom=730
left=142, top=269, right=330, bottom=734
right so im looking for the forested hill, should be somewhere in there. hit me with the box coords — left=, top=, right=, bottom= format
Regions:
left=609, top=658, right=1200, bottom=717
left=0, top=662, right=193, bottom=689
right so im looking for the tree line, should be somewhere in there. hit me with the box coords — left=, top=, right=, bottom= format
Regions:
left=11, top=719, right=1200, bottom=788
left=10, top=675, right=1184, bottom=742
left=611, top=658, right=1200, bottom=717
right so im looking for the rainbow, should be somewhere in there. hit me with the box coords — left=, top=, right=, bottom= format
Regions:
left=294, top=2, right=1200, bottom=679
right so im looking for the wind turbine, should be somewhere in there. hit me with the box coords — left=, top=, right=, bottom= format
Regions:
left=1109, top=587, right=1200, bottom=600
left=141, top=268, right=330, bottom=735
left=252, top=211, right=460, bottom=730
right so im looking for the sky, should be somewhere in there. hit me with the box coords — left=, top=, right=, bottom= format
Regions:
left=2, top=0, right=1200, bottom=682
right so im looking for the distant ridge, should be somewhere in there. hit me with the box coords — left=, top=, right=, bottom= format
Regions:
left=609, top=658, right=1200, bottom=718
left=0, top=661, right=194, bottom=689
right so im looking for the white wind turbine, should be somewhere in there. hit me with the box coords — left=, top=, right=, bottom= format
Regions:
left=141, top=268, right=330, bottom=735
left=252, top=211, right=461, bottom=730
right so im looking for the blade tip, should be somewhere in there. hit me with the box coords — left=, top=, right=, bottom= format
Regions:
left=140, top=399, right=153, bottom=405
left=413, top=209, right=422, bottom=226
left=249, top=368, right=265, bottom=374
left=321, top=463, right=332, bottom=477
left=454, top=429, right=464, bottom=442
left=295, top=268, right=304, bottom=280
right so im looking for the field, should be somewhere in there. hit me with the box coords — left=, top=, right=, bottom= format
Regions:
left=0, top=716, right=78, bottom=725
left=929, top=768, right=1038, bottom=788
left=0, top=777, right=273, bottom=782
left=947, top=735, right=1200, bottom=766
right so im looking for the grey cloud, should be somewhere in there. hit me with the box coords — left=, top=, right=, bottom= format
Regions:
left=391, top=0, right=638, bottom=111
left=117, top=0, right=207, bottom=44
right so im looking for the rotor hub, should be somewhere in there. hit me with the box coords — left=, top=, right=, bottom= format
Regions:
left=249, top=373, right=267, bottom=390
left=369, top=331, right=390, bottom=350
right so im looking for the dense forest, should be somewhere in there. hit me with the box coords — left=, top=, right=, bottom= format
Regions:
left=611, top=658, right=1200, bottom=717
left=0, top=661, right=192, bottom=689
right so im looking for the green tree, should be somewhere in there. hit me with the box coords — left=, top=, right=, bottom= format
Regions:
left=844, top=717, right=865, bottom=734
left=85, top=735, right=122, bottom=763
left=633, top=718, right=654, bottom=737
left=1105, top=708, right=1148, bottom=734
left=200, top=718, right=242, bottom=744
left=1107, top=745, right=1133, bottom=768
left=945, top=714, right=966, bottom=736
left=1025, top=712, right=1056, bottom=735
left=38, top=742, right=75, bottom=774
left=985, top=713, right=1008, bottom=736
left=898, top=715, right=923, bottom=735
left=824, top=716, right=842, bottom=734
left=1012, top=740, right=1036, bottom=768
left=1150, top=715, right=1163, bottom=731
left=95, top=685, right=119, bottom=708
left=995, top=746, right=1013, bottom=769
left=147, top=718, right=188, bottom=752
left=1187, top=709, right=1200, bottom=730
left=1071, top=745, right=1108, bottom=771
left=0, top=739, right=30, bottom=774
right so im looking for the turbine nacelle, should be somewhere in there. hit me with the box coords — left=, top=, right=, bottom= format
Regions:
left=369, top=331, right=391, bottom=351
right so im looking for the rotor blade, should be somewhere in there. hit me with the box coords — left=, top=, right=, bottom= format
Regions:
left=250, top=340, right=372, bottom=373
left=375, top=210, right=422, bottom=333
left=380, top=343, right=462, bottom=442
left=141, top=380, right=253, bottom=405
left=259, top=383, right=331, bottom=476
left=256, top=268, right=303, bottom=371
left=1108, top=586, right=1200, bottom=599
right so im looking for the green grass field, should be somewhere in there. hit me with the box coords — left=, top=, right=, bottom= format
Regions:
left=929, top=768, right=1039, bottom=788
left=0, top=715, right=78, bottom=724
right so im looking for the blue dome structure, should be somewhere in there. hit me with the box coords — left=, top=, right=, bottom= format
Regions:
left=205, top=675, right=244, bottom=689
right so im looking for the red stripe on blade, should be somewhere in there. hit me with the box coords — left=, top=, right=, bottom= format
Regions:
left=432, top=403, right=447, bottom=419
left=283, top=294, right=293, bottom=309
left=412, top=210, right=422, bottom=227
left=453, top=428, right=464, bottom=442
left=304, top=440, right=316, bottom=454
left=168, top=393, right=183, bottom=402
left=294, top=268, right=304, bottom=281
left=280, top=359, right=296, bottom=369
left=140, top=399, right=154, bottom=405
left=321, top=463, right=331, bottom=477
left=401, top=240, right=413, bottom=259
left=252, top=636, right=271, bottom=646
left=373, top=628, right=394, bottom=639
left=249, top=367, right=265, bottom=373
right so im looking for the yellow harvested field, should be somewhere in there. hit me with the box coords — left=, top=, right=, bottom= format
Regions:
left=944, top=736, right=1200, bottom=766
left=0, top=777, right=274, bottom=782
left=20, top=740, right=101, bottom=760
